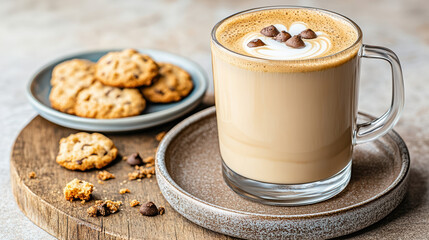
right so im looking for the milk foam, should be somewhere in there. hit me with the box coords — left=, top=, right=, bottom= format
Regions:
left=243, top=22, right=332, bottom=60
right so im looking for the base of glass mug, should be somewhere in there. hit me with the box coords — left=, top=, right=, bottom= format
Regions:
left=222, top=160, right=352, bottom=206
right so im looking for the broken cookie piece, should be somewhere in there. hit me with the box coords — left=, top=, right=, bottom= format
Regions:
left=128, top=156, right=156, bottom=180
left=128, top=165, right=155, bottom=180
left=130, top=199, right=140, bottom=207
left=156, top=131, right=167, bottom=141
left=158, top=206, right=165, bottom=215
left=97, top=170, right=115, bottom=181
left=64, top=179, right=94, bottom=201
left=87, top=200, right=122, bottom=217
left=28, top=171, right=37, bottom=179
left=119, top=188, right=130, bottom=194
left=143, top=156, right=155, bottom=165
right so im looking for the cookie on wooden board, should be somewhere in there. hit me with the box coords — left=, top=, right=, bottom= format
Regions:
left=56, top=132, right=118, bottom=171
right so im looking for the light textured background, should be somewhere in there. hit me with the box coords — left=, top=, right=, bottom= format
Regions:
left=1, top=0, right=428, bottom=239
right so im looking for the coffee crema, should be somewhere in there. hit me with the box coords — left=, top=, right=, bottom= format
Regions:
left=214, top=8, right=361, bottom=72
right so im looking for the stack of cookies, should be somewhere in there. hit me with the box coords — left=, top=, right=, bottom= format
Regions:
left=49, top=49, right=194, bottom=119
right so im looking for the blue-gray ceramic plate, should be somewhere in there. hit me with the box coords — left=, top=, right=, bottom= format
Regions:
left=26, top=49, right=208, bottom=132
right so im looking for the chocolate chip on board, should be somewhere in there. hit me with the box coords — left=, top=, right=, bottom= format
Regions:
left=247, top=39, right=265, bottom=48
left=126, top=153, right=143, bottom=166
left=300, top=29, right=317, bottom=39
left=139, top=202, right=159, bottom=216
left=260, top=25, right=280, bottom=37
left=275, top=31, right=292, bottom=42
left=285, top=35, right=306, bottom=48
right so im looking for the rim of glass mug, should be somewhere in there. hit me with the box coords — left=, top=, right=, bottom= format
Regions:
left=211, top=5, right=363, bottom=63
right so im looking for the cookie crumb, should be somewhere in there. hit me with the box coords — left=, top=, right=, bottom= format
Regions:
left=64, top=179, right=94, bottom=201
left=119, top=188, right=130, bottom=194
left=128, top=165, right=155, bottom=180
left=130, top=199, right=140, bottom=207
left=158, top=207, right=165, bottom=215
left=98, top=180, right=104, bottom=184
left=128, top=156, right=156, bottom=180
left=87, top=200, right=122, bottom=217
left=28, top=171, right=37, bottom=179
left=81, top=200, right=86, bottom=205
left=143, top=156, right=155, bottom=164
left=156, top=131, right=166, bottom=141
left=97, top=170, right=115, bottom=181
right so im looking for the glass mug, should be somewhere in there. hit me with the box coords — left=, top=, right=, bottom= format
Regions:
left=210, top=6, right=404, bottom=206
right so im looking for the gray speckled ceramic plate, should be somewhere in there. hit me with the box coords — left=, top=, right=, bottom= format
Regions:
left=156, top=106, right=410, bottom=240
left=26, top=49, right=208, bottom=132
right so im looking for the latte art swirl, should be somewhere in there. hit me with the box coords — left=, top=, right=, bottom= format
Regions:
left=243, top=23, right=332, bottom=60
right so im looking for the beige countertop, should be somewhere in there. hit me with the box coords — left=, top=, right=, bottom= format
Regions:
left=1, top=0, right=428, bottom=239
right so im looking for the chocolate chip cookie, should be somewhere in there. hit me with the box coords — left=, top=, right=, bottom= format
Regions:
left=49, top=60, right=96, bottom=114
left=141, top=63, right=193, bottom=103
left=95, top=49, right=158, bottom=88
left=51, top=59, right=95, bottom=86
left=75, top=81, right=146, bottom=119
left=56, top=132, right=118, bottom=171
left=50, top=81, right=93, bottom=115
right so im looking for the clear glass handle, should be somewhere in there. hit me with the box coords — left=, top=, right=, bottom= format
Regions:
left=354, top=45, right=405, bottom=145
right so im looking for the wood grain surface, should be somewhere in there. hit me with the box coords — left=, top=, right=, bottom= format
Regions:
left=10, top=100, right=236, bottom=240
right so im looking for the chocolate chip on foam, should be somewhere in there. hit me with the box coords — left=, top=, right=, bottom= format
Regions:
left=247, top=39, right=265, bottom=48
left=260, top=25, right=279, bottom=37
left=286, top=35, right=306, bottom=48
left=275, top=31, right=292, bottom=42
left=300, top=29, right=317, bottom=39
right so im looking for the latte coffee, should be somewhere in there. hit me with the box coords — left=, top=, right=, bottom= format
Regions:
left=212, top=8, right=361, bottom=184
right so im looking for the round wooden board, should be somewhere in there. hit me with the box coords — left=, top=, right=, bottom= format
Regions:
left=10, top=103, right=235, bottom=240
